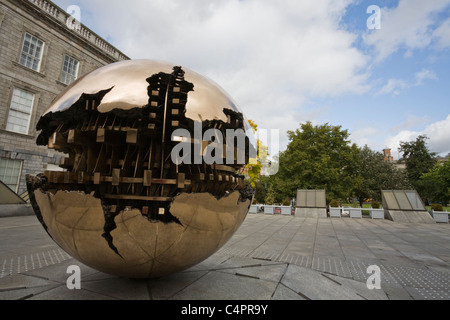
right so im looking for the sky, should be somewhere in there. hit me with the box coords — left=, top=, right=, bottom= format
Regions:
left=52, top=0, right=450, bottom=159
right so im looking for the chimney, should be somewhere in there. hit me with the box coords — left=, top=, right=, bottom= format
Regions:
left=383, top=149, right=394, bottom=161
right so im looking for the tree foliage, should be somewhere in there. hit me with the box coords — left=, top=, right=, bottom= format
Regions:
left=353, top=146, right=410, bottom=204
left=399, top=135, right=437, bottom=198
left=267, top=122, right=360, bottom=203
left=253, top=177, right=269, bottom=204
left=244, top=119, right=264, bottom=188
left=252, top=123, right=447, bottom=207
left=420, top=160, right=450, bottom=204
left=399, top=135, right=437, bottom=183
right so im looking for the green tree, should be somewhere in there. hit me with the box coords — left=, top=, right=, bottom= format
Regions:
left=354, top=146, right=410, bottom=205
left=253, top=176, right=269, bottom=204
left=268, top=122, right=361, bottom=203
left=264, top=183, right=276, bottom=205
left=399, top=135, right=437, bottom=196
left=420, top=160, right=450, bottom=204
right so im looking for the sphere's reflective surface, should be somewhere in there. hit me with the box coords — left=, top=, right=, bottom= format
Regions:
left=43, top=60, right=245, bottom=124
left=27, top=60, right=255, bottom=278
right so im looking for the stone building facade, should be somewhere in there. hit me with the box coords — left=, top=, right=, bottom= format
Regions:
left=0, top=0, right=129, bottom=196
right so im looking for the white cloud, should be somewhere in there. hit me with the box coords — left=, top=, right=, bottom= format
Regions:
left=378, top=78, right=409, bottom=95
left=433, top=17, right=450, bottom=48
left=363, top=0, right=450, bottom=61
left=58, top=0, right=371, bottom=153
left=389, top=115, right=431, bottom=133
left=53, top=0, right=449, bottom=158
left=414, top=69, right=438, bottom=86
left=350, top=127, right=379, bottom=148
left=377, top=69, right=438, bottom=95
left=385, top=114, right=450, bottom=159
left=423, top=115, right=450, bottom=155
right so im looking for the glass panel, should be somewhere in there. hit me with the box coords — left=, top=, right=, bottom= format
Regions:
left=382, top=191, right=399, bottom=210
left=316, top=190, right=327, bottom=208
left=6, top=89, right=34, bottom=134
left=0, top=158, right=22, bottom=193
left=297, top=190, right=307, bottom=207
left=394, top=191, right=412, bottom=210
left=306, top=190, right=316, bottom=208
left=406, top=191, right=425, bottom=210
left=20, top=33, right=44, bottom=71
left=19, top=54, right=27, bottom=66
left=297, top=190, right=326, bottom=208
left=61, top=55, right=79, bottom=85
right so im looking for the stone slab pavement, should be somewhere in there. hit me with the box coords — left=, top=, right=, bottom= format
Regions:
left=1, top=213, right=449, bottom=301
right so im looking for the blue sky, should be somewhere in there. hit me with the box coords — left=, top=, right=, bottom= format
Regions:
left=52, top=0, right=450, bottom=158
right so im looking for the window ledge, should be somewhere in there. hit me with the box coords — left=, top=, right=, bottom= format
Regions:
left=12, top=61, right=46, bottom=78
left=0, top=128, right=35, bottom=139
left=55, top=79, right=69, bottom=87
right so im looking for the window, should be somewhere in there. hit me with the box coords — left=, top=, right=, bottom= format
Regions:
left=19, top=33, right=45, bottom=72
left=6, top=88, right=35, bottom=134
left=60, top=55, right=79, bottom=85
left=0, top=158, right=23, bottom=193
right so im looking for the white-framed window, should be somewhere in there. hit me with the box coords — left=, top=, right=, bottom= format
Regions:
left=6, top=88, right=35, bottom=135
left=19, top=32, right=45, bottom=72
left=0, top=158, right=23, bottom=193
left=60, top=55, right=79, bottom=85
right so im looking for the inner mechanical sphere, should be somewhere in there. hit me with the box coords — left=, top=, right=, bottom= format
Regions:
left=26, top=60, right=256, bottom=279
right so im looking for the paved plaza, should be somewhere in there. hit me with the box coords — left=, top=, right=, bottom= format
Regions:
left=1, top=212, right=449, bottom=300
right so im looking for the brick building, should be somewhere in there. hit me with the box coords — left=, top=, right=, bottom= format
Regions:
left=383, top=148, right=394, bottom=162
left=0, top=0, right=129, bottom=196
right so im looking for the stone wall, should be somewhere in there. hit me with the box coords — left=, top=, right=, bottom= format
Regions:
left=0, top=0, right=129, bottom=195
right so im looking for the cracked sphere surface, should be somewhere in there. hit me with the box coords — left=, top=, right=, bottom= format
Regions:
left=27, top=60, right=255, bottom=278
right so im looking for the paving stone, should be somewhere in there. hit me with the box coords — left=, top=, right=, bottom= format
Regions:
left=0, top=285, right=60, bottom=300
left=171, top=271, right=278, bottom=300
left=323, top=273, right=388, bottom=300
left=215, top=257, right=288, bottom=283
left=22, top=259, right=99, bottom=284
left=382, top=283, right=414, bottom=300
left=271, top=283, right=306, bottom=300
left=281, top=264, right=368, bottom=300
left=28, top=284, right=117, bottom=300
left=1, top=214, right=449, bottom=300
left=0, top=273, right=60, bottom=298
left=148, top=270, right=208, bottom=300
left=81, top=277, right=150, bottom=300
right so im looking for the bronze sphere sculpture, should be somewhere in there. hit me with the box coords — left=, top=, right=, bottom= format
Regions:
left=27, top=60, right=255, bottom=278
